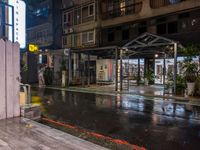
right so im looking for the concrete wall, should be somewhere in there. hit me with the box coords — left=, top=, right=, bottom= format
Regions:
left=0, top=39, right=20, bottom=120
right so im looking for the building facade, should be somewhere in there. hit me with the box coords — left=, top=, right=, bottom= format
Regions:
left=25, top=0, right=62, bottom=83
left=101, top=0, right=200, bottom=46
left=62, top=0, right=100, bottom=49
left=61, top=0, right=200, bottom=88
left=62, top=0, right=200, bottom=48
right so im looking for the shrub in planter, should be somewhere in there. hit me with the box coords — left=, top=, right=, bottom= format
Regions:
left=175, top=74, right=186, bottom=96
left=180, top=43, right=200, bottom=95
left=144, top=69, right=155, bottom=85
left=193, top=76, right=200, bottom=97
left=183, top=60, right=198, bottom=95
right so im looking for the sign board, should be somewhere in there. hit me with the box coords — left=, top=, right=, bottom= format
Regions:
left=8, top=0, right=26, bottom=49
left=64, top=48, right=70, bottom=56
left=28, top=44, right=39, bottom=52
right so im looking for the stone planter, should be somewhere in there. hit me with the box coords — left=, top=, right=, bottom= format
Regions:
left=62, top=70, right=67, bottom=87
left=187, top=82, right=195, bottom=96
left=144, top=78, right=149, bottom=86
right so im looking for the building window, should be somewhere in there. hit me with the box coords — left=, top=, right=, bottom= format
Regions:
left=138, top=22, right=147, bottom=34
left=108, top=28, right=115, bottom=42
left=150, top=0, right=184, bottom=9
left=82, top=4, right=94, bottom=18
left=74, top=8, right=81, bottom=25
left=82, top=31, right=94, bottom=44
left=179, top=12, right=190, bottom=19
left=122, top=29, right=129, bottom=40
left=63, top=11, right=73, bottom=26
left=89, top=4, right=94, bottom=16
left=157, top=24, right=167, bottom=35
left=168, top=21, right=178, bottom=34
left=63, top=37, right=67, bottom=45
left=156, top=18, right=167, bottom=35
left=103, top=0, right=142, bottom=20
left=88, top=31, right=94, bottom=42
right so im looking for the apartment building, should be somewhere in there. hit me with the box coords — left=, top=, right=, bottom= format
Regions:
left=61, top=0, right=200, bottom=87
left=62, top=0, right=100, bottom=49
left=101, top=0, right=200, bottom=46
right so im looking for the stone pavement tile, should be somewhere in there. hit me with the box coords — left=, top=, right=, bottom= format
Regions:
left=0, top=118, right=109, bottom=150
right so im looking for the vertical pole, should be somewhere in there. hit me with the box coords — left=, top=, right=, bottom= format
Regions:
left=68, top=50, right=72, bottom=86
left=87, top=54, right=90, bottom=86
left=115, top=48, right=118, bottom=91
left=120, top=49, right=123, bottom=91
left=163, top=53, right=166, bottom=84
left=127, top=55, right=130, bottom=91
left=12, top=5, right=14, bottom=42
left=173, top=43, right=177, bottom=94
left=163, top=53, right=166, bottom=94
left=137, top=58, right=140, bottom=85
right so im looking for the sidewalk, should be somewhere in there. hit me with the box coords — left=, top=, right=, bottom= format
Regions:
left=0, top=117, right=109, bottom=150
left=38, top=84, right=200, bottom=106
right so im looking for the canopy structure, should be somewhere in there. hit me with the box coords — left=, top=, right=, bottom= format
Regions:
left=121, top=33, right=183, bottom=93
left=123, top=32, right=178, bottom=49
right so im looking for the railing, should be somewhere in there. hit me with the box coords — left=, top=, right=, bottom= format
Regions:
left=102, top=2, right=143, bottom=20
left=150, top=0, right=185, bottom=9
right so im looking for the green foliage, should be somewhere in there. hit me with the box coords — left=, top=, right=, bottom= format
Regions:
left=180, top=43, right=199, bottom=82
left=193, top=76, right=200, bottom=96
left=144, top=68, right=155, bottom=84
left=176, top=74, right=186, bottom=95
left=180, top=43, right=200, bottom=58
left=183, top=61, right=198, bottom=82
left=21, top=61, right=28, bottom=73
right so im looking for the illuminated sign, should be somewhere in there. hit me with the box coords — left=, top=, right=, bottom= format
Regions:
left=29, top=44, right=39, bottom=52
left=8, top=0, right=26, bottom=49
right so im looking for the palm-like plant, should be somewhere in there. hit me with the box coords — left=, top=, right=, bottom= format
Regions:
left=183, top=60, right=198, bottom=82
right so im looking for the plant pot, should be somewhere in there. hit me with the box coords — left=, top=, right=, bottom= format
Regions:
left=144, top=78, right=149, bottom=86
left=187, top=82, right=195, bottom=96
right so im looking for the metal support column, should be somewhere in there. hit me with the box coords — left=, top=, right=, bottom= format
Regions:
left=68, top=50, right=72, bottom=86
left=115, top=48, right=118, bottom=91
left=137, top=58, right=140, bottom=85
left=173, top=43, right=177, bottom=94
left=163, top=53, right=166, bottom=94
left=120, top=49, right=123, bottom=91
left=87, top=54, right=90, bottom=86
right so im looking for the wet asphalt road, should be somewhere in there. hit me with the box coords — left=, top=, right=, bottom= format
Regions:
left=32, top=88, right=200, bottom=150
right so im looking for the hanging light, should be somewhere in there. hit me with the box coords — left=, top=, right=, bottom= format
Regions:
left=155, top=54, right=159, bottom=58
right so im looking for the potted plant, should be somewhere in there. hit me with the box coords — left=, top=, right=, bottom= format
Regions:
left=175, top=74, right=186, bottom=96
left=180, top=44, right=200, bottom=96
left=183, top=59, right=198, bottom=95
left=193, top=76, right=200, bottom=96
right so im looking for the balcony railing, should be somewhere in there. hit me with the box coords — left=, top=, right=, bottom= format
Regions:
left=102, top=2, right=143, bottom=20
left=150, top=0, right=185, bottom=9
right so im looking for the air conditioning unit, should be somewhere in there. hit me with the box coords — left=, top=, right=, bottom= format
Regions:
left=63, top=28, right=73, bottom=34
